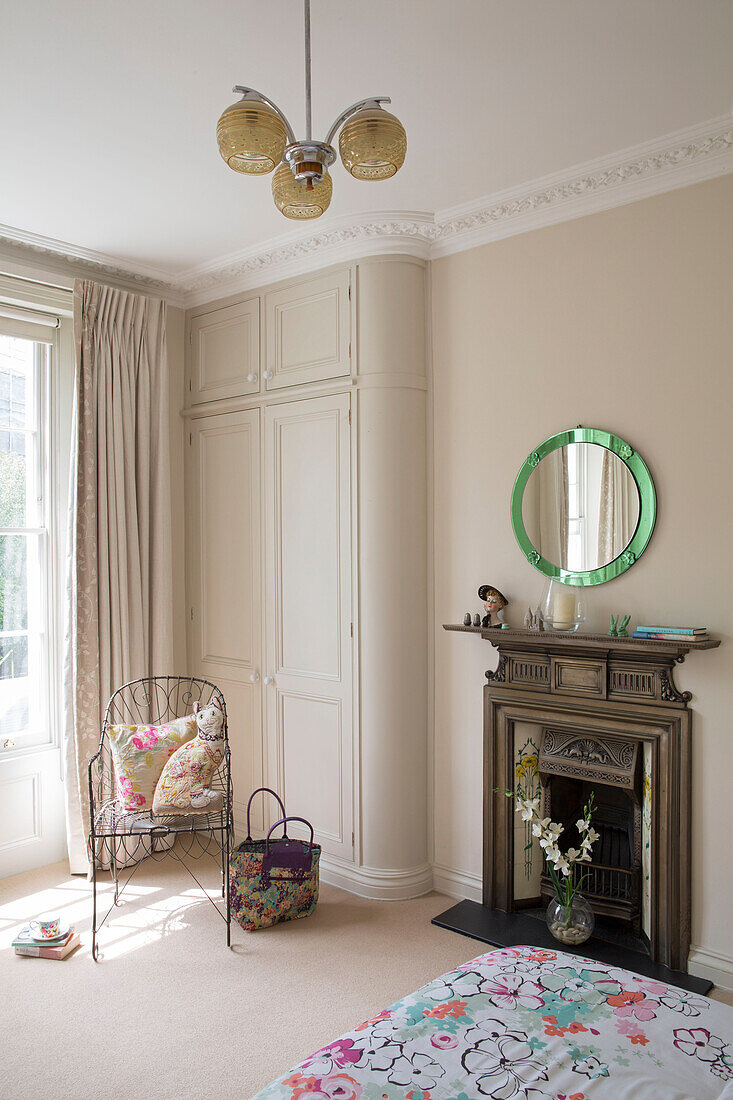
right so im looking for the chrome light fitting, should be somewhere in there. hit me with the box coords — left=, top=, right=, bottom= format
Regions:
left=216, top=0, right=406, bottom=219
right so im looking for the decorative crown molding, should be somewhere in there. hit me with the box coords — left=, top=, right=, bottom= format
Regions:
left=0, top=224, right=184, bottom=306
left=430, top=113, right=733, bottom=257
left=0, top=114, right=730, bottom=308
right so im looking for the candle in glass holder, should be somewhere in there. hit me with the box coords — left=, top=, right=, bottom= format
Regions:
left=553, top=589, right=576, bottom=629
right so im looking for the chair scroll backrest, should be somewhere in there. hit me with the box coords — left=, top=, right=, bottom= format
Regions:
left=92, top=675, right=229, bottom=811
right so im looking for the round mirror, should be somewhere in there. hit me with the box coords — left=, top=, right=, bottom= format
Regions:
left=511, top=429, right=656, bottom=586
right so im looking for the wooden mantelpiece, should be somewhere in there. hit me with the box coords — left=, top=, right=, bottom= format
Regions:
left=443, top=625, right=719, bottom=706
left=443, top=623, right=720, bottom=973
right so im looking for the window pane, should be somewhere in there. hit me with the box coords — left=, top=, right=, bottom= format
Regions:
left=0, top=534, right=42, bottom=739
left=0, top=336, right=34, bottom=431
left=0, top=335, right=38, bottom=528
left=0, top=535, right=28, bottom=631
left=0, top=448, right=29, bottom=527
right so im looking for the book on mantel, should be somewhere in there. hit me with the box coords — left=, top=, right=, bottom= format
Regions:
left=13, top=925, right=80, bottom=960
left=634, top=627, right=708, bottom=641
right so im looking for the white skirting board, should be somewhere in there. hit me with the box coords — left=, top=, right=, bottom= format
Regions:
left=431, top=862, right=482, bottom=904
left=688, top=945, right=733, bottom=993
left=319, top=855, right=434, bottom=902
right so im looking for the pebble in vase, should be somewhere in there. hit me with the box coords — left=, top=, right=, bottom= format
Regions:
left=546, top=894, right=595, bottom=946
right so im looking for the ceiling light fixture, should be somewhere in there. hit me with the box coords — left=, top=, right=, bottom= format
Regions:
left=216, top=0, right=407, bottom=220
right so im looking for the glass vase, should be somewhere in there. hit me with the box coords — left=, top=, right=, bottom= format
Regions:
left=546, top=894, right=595, bottom=946
left=539, top=578, right=586, bottom=632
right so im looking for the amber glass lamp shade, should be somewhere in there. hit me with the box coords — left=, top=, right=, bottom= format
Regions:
left=272, top=163, right=332, bottom=219
left=217, top=99, right=287, bottom=175
left=339, top=107, right=407, bottom=180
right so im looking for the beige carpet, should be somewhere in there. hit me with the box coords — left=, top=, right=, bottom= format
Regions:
left=2, top=857, right=731, bottom=1100
left=0, top=856, right=476, bottom=1099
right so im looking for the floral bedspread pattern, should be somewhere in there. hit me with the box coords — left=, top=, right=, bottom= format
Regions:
left=254, top=946, right=733, bottom=1100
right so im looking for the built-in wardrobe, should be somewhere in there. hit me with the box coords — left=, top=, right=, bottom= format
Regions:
left=184, top=256, right=431, bottom=898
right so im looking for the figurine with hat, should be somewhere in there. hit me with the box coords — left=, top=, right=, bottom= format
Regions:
left=478, top=584, right=508, bottom=628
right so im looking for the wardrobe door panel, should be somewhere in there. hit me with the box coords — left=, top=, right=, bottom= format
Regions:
left=264, top=269, right=350, bottom=389
left=281, top=693, right=343, bottom=843
left=188, top=409, right=263, bottom=827
left=264, top=393, right=353, bottom=860
left=190, top=298, right=260, bottom=404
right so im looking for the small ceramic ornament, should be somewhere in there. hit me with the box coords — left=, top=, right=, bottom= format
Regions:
left=608, top=614, right=631, bottom=637
left=524, top=607, right=533, bottom=630
left=472, top=613, right=481, bottom=627
left=463, top=612, right=472, bottom=626
left=153, top=700, right=226, bottom=815
left=478, top=585, right=508, bottom=628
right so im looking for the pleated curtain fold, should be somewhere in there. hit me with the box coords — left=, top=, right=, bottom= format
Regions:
left=63, top=280, right=174, bottom=874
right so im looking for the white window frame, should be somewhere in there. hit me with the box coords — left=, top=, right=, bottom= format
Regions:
left=0, top=288, right=72, bottom=761
left=0, top=321, right=52, bottom=752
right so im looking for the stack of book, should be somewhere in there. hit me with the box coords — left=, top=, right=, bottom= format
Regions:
left=13, top=924, right=80, bottom=960
left=632, top=626, right=709, bottom=642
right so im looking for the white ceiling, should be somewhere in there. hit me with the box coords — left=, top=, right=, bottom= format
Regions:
left=2, top=0, right=732, bottom=278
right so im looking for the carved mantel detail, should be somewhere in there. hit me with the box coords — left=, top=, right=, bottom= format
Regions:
left=539, top=729, right=638, bottom=790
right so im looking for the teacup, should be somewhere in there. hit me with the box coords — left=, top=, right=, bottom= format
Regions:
left=29, top=917, right=61, bottom=940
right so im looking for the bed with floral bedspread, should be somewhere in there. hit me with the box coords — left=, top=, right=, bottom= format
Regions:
left=253, top=945, right=733, bottom=1100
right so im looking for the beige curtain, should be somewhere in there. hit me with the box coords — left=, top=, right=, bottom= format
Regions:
left=63, top=281, right=174, bottom=874
left=538, top=446, right=569, bottom=570
left=598, top=449, right=633, bottom=564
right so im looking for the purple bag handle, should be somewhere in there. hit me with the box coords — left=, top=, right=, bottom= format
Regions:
left=246, top=787, right=286, bottom=841
left=265, top=816, right=314, bottom=854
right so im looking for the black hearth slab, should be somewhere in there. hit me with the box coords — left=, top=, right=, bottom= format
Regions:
left=432, top=900, right=713, bottom=996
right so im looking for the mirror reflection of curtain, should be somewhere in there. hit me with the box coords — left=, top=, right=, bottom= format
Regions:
left=538, top=447, right=569, bottom=569
left=598, top=450, right=634, bottom=562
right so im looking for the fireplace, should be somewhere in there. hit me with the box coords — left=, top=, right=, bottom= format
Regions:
left=434, top=624, right=720, bottom=985
left=537, top=728, right=642, bottom=933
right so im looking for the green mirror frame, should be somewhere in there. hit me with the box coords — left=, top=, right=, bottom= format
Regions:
left=510, top=427, right=657, bottom=586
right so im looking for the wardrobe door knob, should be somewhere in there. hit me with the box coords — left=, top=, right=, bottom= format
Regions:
left=247, top=373, right=258, bottom=384
left=263, top=675, right=275, bottom=685
left=263, top=370, right=274, bottom=381
left=249, top=672, right=260, bottom=683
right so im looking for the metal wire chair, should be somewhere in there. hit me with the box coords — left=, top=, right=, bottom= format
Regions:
left=88, top=675, right=233, bottom=960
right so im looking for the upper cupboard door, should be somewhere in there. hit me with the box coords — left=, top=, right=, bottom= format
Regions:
left=264, top=269, right=351, bottom=390
left=189, top=298, right=260, bottom=403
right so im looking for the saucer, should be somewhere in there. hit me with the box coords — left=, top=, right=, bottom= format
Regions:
left=29, top=921, right=71, bottom=944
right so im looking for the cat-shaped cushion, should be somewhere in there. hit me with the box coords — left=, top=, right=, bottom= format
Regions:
left=152, top=700, right=225, bottom=815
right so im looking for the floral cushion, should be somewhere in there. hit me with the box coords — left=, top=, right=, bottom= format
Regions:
left=107, top=716, right=197, bottom=811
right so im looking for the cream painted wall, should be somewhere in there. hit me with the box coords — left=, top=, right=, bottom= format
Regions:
left=431, top=176, right=733, bottom=966
left=166, top=305, right=187, bottom=672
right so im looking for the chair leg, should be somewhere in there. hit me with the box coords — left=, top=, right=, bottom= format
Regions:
left=112, top=841, right=120, bottom=905
left=220, top=826, right=226, bottom=899
left=226, top=816, right=231, bottom=948
left=91, top=839, right=99, bottom=962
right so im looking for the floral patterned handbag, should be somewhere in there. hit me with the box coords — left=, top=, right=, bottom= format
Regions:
left=229, top=787, right=321, bottom=931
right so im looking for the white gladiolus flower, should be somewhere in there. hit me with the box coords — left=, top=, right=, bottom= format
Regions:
left=531, top=817, right=551, bottom=838
left=566, top=847, right=582, bottom=863
left=577, top=818, right=589, bottom=832
left=517, top=797, right=540, bottom=822
left=545, top=844, right=561, bottom=864
left=547, top=822, right=563, bottom=837
left=585, top=827, right=600, bottom=845
left=555, top=855, right=570, bottom=876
